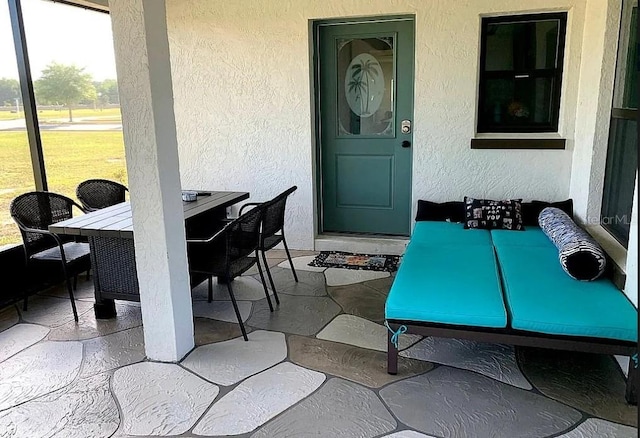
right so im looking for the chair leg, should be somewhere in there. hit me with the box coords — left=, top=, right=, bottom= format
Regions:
left=61, top=263, right=79, bottom=322
left=65, top=276, right=79, bottom=322
left=226, top=280, right=248, bottom=341
left=255, top=252, right=275, bottom=312
left=282, top=235, right=298, bottom=282
left=260, top=250, right=280, bottom=305
left=208, top=277, right=213, bottom=303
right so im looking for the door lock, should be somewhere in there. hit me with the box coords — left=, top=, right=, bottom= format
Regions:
left=401, top=120, right=411, bottom=134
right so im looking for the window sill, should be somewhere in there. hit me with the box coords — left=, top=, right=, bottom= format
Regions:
left=470, top=136, right=566, bottom=150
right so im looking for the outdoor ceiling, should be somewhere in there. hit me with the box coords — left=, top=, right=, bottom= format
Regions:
left=48, top=0, right=109, bottom=13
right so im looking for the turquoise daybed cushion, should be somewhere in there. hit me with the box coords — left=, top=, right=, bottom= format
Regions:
left=385, top=243, right=507, bottom=328
left=411, top=221, right=492, bottom=247
left=490, top=227, right=554, bottom=248
left=495, top=245, right=638, bottom=342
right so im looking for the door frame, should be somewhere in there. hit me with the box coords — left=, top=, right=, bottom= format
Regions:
left=312, top=15, right=416, bottom=237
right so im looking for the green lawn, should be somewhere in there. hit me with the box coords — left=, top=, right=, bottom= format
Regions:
left=0, top=107, right=121, bottom=121
left=0, top=131, right=127, bottom=247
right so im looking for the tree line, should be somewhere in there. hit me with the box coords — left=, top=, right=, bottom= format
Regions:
left=0, top=62, right=119, bottom=122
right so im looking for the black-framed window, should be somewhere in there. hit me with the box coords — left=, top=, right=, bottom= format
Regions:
left=477, top=12, right=567, bottom=133
left=601, top=0, right=638, bottom=247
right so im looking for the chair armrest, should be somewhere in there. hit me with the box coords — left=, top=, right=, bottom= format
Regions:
left=238, top=202, right=262, bottom=216
left=186, top=226, right=227, bottom=244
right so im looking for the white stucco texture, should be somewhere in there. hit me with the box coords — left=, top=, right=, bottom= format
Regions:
left=166, top=0, right=592, bottom=249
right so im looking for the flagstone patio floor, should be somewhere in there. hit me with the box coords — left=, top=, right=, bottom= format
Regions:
left=0, top=250, right=636, bottom=437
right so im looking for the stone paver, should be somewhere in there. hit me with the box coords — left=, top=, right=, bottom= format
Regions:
left=317, top=314, right=420, bottom=352
left=518, top=348, right=637, bottom=426
left=194, top=317, right=250, bottom=346
left=288, top=335, right=432, bottom=388
left=0, top=306, right=19, bottom=332
left=252, top=377, right=396, bottom=437
left=556, top=418, right=637, bottom=438
left=182, top=330, right=287, bottom=386
left=401, top=337, right=532, bottom=389
left=0, top=373, right=119, bottom=438
left=192, top=276, right=273, bottom=302
left=247, top=295, right=340, bottom=336
left=380, top=366, right=581, bottom=438
left=192, top=300, right=252, bottom=323
left=193, top=362, right=325, bottom=435
left=278, top=255, right=327, bottom=272
left=328, top=283, right=387, bottom=322
left=258, top=267, right=328, bottom=297
left=0, top=324, right=49, bottom=362
left=363, top=276, right=394, bottom=295
left=112, top=362, right=218, bottom=436
left=382, top=432, right=437, bottom=438
left=48, top=303, right=142, bottom=341
left=324, top=268, right=390, bottom=286
left=20, top=296, right=93, bottom=327
left=0, top=341, right=83, bottom=411
left=81, top=327, right=145, bottom=377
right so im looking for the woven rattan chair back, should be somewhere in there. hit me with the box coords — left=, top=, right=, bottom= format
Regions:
left=226, top=205, right=263, bottom=263
left=10, top=192, right=76, bottom=257
left=76, top=179, right=128, bottom=212
left=261, top=186, right=297, bottom=239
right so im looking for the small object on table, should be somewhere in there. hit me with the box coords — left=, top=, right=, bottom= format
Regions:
left=182, top=191, right=198, bottom=202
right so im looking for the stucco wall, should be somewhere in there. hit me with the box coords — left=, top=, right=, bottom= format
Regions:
left=166, top=0, right=588, bottom=249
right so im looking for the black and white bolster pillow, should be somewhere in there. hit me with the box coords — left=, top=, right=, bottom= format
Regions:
left=538, top=207, right=607, bottom=281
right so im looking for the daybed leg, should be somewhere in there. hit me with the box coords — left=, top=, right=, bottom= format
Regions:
left=387, top=330, right=398, bottom=375
left=625, top=357, right=638, bottom=405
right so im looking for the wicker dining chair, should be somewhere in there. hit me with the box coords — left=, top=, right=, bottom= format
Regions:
left=76, top=179, right=128, bottom=212
left=187, top=205, right=273, bottom=341
left=238, top=186, right=298, bottom=303
left=10, top=192, right=91, bottom=322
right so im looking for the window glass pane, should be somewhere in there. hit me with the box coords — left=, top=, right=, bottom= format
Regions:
left=337, top=37, right=394, bottom=136
left=601, top=118, right=637, bottom=244
left=22, top=0, right=127, bottom=204
left=622, top=7, right=637, bottom=109
left=0, top=1, right=32, bottom=247
left=601, top=1, right=638, bottom=246
left=485, top=19, right=560, bottom=71
left=481, top=77, right=555, bottom=129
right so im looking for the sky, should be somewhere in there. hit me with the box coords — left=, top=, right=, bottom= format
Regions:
left=0, top=0, right=117, bottom=81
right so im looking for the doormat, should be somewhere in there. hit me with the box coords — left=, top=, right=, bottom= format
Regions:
left=308, top=251, right=400, bottom=272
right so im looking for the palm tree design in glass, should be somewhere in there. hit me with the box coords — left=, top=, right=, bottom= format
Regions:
left=348, top=58, right=380, bottom=117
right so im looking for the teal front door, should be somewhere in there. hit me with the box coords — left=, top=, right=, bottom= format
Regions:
left=318, top=19, right=414, bottom=236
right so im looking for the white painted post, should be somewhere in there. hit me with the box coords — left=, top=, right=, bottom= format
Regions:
left=108, top=0, right=194, bottom=361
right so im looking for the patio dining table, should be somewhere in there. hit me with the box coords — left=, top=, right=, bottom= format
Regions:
left=49, top=191, right=249, bottom=318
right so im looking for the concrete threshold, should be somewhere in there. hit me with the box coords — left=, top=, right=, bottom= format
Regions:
left=314, top=234, right=409, bottom=255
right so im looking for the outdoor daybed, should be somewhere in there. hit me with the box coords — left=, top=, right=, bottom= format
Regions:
left=385, top=218, right=638, bottom=405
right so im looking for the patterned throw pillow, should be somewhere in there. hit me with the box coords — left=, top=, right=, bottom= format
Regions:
left=463, top=197, right=524, bottom=230
left=538, top=207, right=607, bottom=281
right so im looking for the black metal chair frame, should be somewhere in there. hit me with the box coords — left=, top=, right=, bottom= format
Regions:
left=10, top=192, right=91, bottom=322
left=239, top=186, right=298, bottom=302
left=76, top=178, right=128, bottom=212
left=187, top=206, right=274, bottom=341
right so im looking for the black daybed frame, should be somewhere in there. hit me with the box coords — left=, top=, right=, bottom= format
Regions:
left=387, top=320, right=638, bottom=405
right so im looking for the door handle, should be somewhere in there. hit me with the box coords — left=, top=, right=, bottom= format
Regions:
left=402, top=140, right=411, bottom=148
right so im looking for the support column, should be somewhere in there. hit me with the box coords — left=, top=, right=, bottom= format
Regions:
left=108, top=0, right=194, bottom=361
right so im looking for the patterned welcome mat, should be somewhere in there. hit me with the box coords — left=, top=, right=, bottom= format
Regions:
left=308, top=251, right=400, bottom=272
